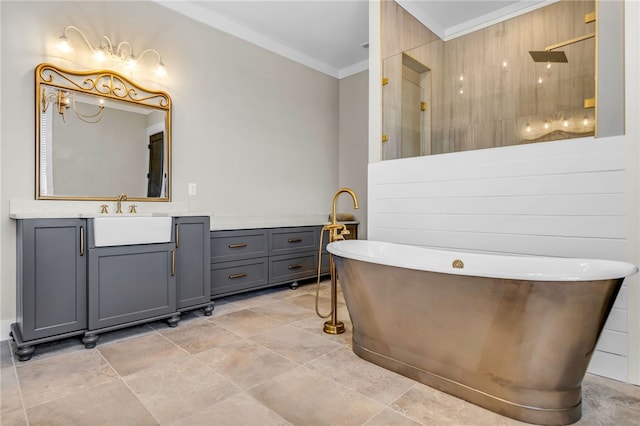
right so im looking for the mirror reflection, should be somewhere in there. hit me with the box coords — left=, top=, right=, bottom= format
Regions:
left=36, top=64, right=171, bottom=200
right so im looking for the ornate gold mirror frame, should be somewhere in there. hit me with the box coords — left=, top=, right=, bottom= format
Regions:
left=35, top=63, right=172, bottom=201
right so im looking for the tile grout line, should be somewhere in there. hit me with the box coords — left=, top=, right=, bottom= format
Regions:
left=94, top=345, right=164, bottom=425
left=4, top=342, right=31, bottom=426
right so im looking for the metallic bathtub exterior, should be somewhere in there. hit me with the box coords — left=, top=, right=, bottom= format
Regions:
left=333, top=256, right=623, bottom=425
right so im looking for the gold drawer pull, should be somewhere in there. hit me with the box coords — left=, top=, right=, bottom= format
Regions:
left=229, top=243, right=247, bottom=249
left=80, top=225, right=85, bottom=256
left=288, top=264, right=303, bottom=270
left=229, top=273, right=247, bottom=279
left=288, top=238, right=302, bottom=243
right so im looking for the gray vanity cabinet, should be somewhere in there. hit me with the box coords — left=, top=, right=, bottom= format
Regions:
left=15, top=219, right=87, bottom=341
left=210, top=224, right=359, bottom=298
left=210, top=229, right=269, bottom=297
left=88, top=243, right=176, bottom=330
left=11, top=219, right=87, bottom=361
left=268, top=227, right=320, bottom=285
left=173, top=216, right=212, bottom=313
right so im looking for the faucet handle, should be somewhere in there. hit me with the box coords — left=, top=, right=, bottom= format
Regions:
left=128, top=204, right=138, bottom=214
left=100, top=204, right=109, bottom=214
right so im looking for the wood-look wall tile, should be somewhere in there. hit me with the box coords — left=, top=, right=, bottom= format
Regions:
left=382, top=0, right=595, bottom=157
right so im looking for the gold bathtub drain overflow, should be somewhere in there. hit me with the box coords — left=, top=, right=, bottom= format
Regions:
left=452, top=259, right=464, bottom=269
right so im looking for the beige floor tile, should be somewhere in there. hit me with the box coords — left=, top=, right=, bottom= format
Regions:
left=1, top=408, right=28, bottom=426
left=98, top=332, right=188, bottom=376
left=16, top=349, right=118, bottom=409
left=222, top=290, right=280, bottom=309
left=260, top=285, right=300, bottom=300
left=1, top=366, right=23, bottom=416
left=391, top=383, right=522, bottom=425
left=158, top=318, right=242, bottom=354
left=95, top=323, right=155, bottom=345
left=212, top=309, right=286, bottom=337
left=249, top=300, right=316, bottom=323
left=307, top=346, right=415, bottom=405
left=278, top=280, right=326, bottom=298
left=249, top=366, right=384, bottom=426
left=5, top=285, right=640, bottom=426
left=364, top=408, right=424, bottom=426
left=250, top=324, right=341, bottom=364
left=196, top=339, right=298, bottom=390
left=26, top=379, right=158, bottom=425
left=169, top=392, right=292, bottom=426
left=284, top=292, right=334, bottom=311
left=291, top=306, right=354, bottom=347
left=207, top=300, right=245, bottom=318
left=124, top=356, right=240, bottom=424
left=579, top=373, right=640, bottom=425
left=1, top=340, right=13, bottom=368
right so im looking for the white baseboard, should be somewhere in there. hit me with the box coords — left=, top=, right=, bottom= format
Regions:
left=1, top=318, right=14, bottom=341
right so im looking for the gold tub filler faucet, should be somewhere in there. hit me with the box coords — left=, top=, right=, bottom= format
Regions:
left=315, top=188, right=359, bottom=334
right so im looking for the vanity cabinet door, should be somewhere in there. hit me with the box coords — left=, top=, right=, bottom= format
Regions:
left=174, top=217, right=210, bottom=309
left=16, top=219, right=87, bottom=341
left=88, top=243, right=176, bottom=330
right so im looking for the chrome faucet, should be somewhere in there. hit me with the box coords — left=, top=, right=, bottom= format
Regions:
left=115, top=192, right=127, bottom=214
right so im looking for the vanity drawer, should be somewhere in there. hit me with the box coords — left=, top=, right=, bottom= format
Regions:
left=211, top=229, right=268, bottom=263
left=269, top=227, right=318, bottom=256
left=269, top=253, right=318, bottom=284
left=211, top=258, right=268, bottom=297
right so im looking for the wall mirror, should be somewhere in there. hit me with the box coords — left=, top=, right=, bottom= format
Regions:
left=382, top=0, right=598, bottom=160
left=35, top=63, right=171, bottom=200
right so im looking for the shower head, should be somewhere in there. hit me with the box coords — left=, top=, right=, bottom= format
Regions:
left=528, top=50, right=568, bottom=63
left=529, top=32, right=595, bottom=63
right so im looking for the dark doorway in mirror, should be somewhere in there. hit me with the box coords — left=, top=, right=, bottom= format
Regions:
left=147, top=132, right=164, bottom=197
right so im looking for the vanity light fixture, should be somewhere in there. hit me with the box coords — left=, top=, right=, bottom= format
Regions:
left=42, top=87, right=105, bottom=123
left=57, top=25, right=167, bottom=78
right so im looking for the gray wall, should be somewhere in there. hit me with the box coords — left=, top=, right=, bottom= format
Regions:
left=0, top=1, right=365, bottom=331
left=338, top=71, right=369, bottom=238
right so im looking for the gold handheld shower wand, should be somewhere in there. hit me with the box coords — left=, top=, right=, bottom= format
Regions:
left=316, top=188, right=359, bottom=334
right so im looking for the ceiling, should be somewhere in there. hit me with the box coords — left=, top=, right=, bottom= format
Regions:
left=156, top=0, right=553, bottom=79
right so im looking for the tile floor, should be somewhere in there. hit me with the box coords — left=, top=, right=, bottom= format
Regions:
left=2, top=280, right=640, bottom=426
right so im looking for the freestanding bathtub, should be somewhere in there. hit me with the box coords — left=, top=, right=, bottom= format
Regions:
left=327, top=240, right=638, bottom=425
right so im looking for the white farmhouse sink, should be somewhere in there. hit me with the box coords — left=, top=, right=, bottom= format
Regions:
left=93, top=216, right=172, bottom=247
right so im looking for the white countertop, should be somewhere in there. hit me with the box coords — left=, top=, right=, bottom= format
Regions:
left=8, top=211, right=213, bottom=220
left=8, top=199, right=212, bottom=220
left=210, top=215, right=358, bottom=231
left=8, top=201, right=358, bottom=231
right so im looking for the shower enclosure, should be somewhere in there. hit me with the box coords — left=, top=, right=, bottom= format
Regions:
left=381, top=0, right=599, bottom=160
